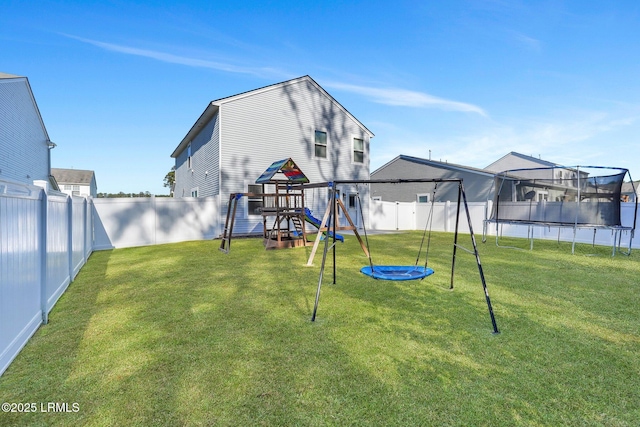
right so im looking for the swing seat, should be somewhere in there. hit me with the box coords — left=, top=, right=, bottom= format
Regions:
left=360, top=265, right=434, bottom=281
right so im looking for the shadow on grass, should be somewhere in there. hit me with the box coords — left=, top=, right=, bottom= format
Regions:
left=1, top=235, right=639, bottom=426
left=0, top=250, right=112, bottom=426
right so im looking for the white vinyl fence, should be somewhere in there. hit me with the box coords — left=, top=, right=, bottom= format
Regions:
left=92, top=196, right=221, bottom=250
left=370, top=200, right=489, bottom=235
left=370, top=199, right=639, bottom=250
left=1, top=180, right=92, bottom=376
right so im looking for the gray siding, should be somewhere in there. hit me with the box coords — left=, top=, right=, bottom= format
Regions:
left=371, top=158, right=494, bottom=202
left=174, top=113, right=220, bottom=198
left=485, top=153, right=581, bottom=181
left=485, top=153, right=557, bottom=180
left=0, top=78, right=50, bottom=185
left=219, top=78, right=370, bottom=233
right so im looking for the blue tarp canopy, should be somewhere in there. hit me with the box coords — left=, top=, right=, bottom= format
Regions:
left=360, top=265, right=434, bottom=281
left=255, top=158, right=309, bottom=184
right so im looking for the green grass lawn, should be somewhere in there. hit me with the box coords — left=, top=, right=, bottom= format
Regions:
left=1, top=232, right=639, bottom=426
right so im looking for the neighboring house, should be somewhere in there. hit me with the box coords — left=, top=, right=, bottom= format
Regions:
left=0, top=72, right=58, bottom=189
left=485, top=151, right=587, bottom=185
left=371, top=155, right=495, bottom=203
left=51, top=168, right=98, bottom=197
left=621, top=181, right=640, bottom=202
left=170, top=75, right=374, bottom=234
left=485, top=152, right=558, bottom=174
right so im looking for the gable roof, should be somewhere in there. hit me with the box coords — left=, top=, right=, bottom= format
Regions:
left=485, top=151, right=558, bottom=171
left=621, top=180, right=640, bottom=194
left=51, top=168, right=95, bottom=185
left=171, top=75, right=374, bottom=158
left=255, top=158, right=309, bottom=184
left=372, top=154, right=495, bottom=177
left=0, top=72, right=23, bottom=79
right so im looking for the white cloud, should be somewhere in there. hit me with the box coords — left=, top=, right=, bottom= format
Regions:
left=441, top=112, right=639, bottom=168
left=326, top=81, right=488, bottom=116
left=512, top=32, right=542, bottom=52
left=370, top=110, right=640, bottom=173
left=64, top=34, right=488, bottom=117
left=63, top=34, right=291, bottom=79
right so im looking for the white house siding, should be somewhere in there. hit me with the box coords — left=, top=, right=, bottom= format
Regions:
left=0, top=77, right=50, bottom=185
left=59, top=182, right=95, bottom=198
left=218, top=78, right=371, bottom=234
left=174, top=113, right=220, bottom=198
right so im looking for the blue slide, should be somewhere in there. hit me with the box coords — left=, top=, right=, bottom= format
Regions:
left=304, top=208, right=344, bottom=242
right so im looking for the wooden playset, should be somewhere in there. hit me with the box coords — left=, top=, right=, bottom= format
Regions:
left=219, top=158, right=367, bottom=255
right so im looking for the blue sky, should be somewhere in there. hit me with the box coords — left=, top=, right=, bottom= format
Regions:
left=2, top=1, right=639, bottom=195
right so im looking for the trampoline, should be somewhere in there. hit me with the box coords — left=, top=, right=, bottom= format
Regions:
left=484, top=165, right=638, bottom=255
left=360, top=265, right=434, bottom=281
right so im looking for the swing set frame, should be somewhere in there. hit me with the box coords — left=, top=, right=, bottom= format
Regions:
left=311, top=178, right=500, bottom=334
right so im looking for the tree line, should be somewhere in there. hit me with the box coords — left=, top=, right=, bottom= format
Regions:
left=96, top=170, right=175, bottom=198
left=96, top=192, right=171, bottom=198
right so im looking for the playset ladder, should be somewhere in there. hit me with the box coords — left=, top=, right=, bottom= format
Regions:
left=219, top=194, right=240, bottom=253
left=291, top=215, right=305, bottom=236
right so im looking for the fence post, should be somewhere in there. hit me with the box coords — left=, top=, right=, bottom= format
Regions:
left=395, top=202, right=399, bottom=230
left=82, top=197, right=87, bottom=265
left=445, top=200, right=451, bottom=232
left=151, top=195, right=157, bottom=246
left=67, top=195, right=74, bottom=282
left=39, top=188, right=49, bottom=325
left=412, top=201, right=417, bottom=230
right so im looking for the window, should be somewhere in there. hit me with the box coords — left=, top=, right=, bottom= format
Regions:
left=417, top=193, right=430, bottom=203
left=314, top=130, right=327, bottom=159
left=187, top=143, right=192, bottom=169
left=348, top=194, right=357, bottom=209
left=190, top=187, right=198, bottom=197
left=353, top=138, right=364, bottom=163
left=247, top=184, right=263, bottom=216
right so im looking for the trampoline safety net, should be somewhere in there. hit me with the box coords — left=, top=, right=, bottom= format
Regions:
left=489, top=166, right=631, bottom=227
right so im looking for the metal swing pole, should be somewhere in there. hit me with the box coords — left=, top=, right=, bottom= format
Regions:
left=450, top=182, right=463, bottom=290
left=332, top=185, right=337, bottom=285
left=460, top=182, right=500, bottom=334
left=312, top=184, right=337, bottom=321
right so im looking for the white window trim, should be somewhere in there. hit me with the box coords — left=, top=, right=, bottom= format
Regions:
left=416, top=193, right=430, bottom=203
left=245, top=180, right=263, bottom=218
left=313, top=129, right=329, bottom=161
left=190, top=187, right=199, bottom=198
left=352, top=136, right=365, bottom=165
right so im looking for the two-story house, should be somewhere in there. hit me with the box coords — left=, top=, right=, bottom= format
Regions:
left=51, top=168, right=98, bottom=197
left=0, top=72, right=57, bottom=190
left=171, top=75, right=374, bottom=234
